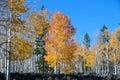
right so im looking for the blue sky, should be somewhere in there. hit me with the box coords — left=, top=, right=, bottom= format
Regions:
left=26, top=0, right=120, bottom=45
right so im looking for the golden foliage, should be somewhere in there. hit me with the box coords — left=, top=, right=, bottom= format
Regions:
left=25, top=11, right=49, bottom=39
left=10, top=15, right=24, bottom=32
left=7, top=0, right=27, bottom=14
left=44, top=11, right=76, bottom=74
left=11, top=36, right=33, bottom=60
left=85, top=50, right=94, bottom=67
left=74, top=44, right=87, bottom=63
left=109, top=26, right=120, bottom=63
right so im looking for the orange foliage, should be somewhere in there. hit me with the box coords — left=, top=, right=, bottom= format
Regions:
left=44, top=11, right=77, bottom=74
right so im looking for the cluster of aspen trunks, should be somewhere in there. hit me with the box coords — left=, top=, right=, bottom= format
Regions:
left=0, top=55, right=38, bottom=73
left=1, top=53, right=120, bottom=74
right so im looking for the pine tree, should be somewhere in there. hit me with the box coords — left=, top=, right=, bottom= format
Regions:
left=34, top=34, right=51, bottom=73
left=83, top=33, right=90, bottom=49
left=34, top=5, right=52, bottom=73
left=100, top=25, right=109, bottom=43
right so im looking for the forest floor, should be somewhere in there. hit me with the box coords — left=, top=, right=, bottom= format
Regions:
left=0, top=73, right=120, bottom=80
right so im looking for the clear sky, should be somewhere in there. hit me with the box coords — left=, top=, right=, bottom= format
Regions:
left=26, top=0, right=120, bottom=45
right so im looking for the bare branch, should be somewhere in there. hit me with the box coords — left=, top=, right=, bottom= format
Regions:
left=0, top=42, right=9, bottom=46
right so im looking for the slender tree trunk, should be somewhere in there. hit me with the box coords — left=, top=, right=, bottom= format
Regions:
left=54, top=62, right=57, bottom=74
left=114, top=47, right=117, bottom=75
left=95, top=48, right=98, bottom=74
left=6, top=28, right=11, bottom=80
left=54, top=49, right=57, bottom=74
left=84, top=54, right=86, bottom=74
left=5, top=9, right=8, bottom=80
left=80, top=62, right=83, bottom=73
left=106, top=42, right=109, bottom=75
left=101, top=53, right=104, bottom=74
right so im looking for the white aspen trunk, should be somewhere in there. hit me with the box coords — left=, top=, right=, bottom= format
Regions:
left=34, top=56, right=37, bottom=73
left=1, top=59, right=4, bottom=73
left=30, top=57, right=32, bottom=73
left=101, top=61, right=104, bottom=74
left=5, top=55, right=7, bottom=78
left=20, top=60, right=23, bottom=73
left=34, top=58, right=36, bottom=73
left=23, top=60, right=25, bottom=73
left=6, top=3, right=12, bottom=79
left=54, top=49, right=57, bottom=74
left=62, top=62, right=65, bottom=73
left=37, top=55, right=39, bottom=73
left=31, top=57, right=32, bottom=72
left=6, top=59, right=10, bottom=80
left=77, top=63, right=79, bottom=73
left=106, top=42, right=109, bottom=75
left=6, top=28, right=11, bottom=80
left=24, top=60, right=26, bottom=73
left=80, top=62, right=83, bottom=73
left=33, top=56, right=36, bottom=73
left=95, top=48, right=98, bottom=74
left=29, top=58, right=31, bottom=73
left=84, top=53, right=86, bottom=74
left=76, top=63, right=78, bottom=73
left=0, top=59, right=2, bottom=72
left=4, top=49, right=6, bottom=74
left=114, top=47, right=117, bottom=75
left=54, top=62, right=57, bottom=74
left=99, top=51, right=102, bottom=74
left=15, top=61, right=16, bottom=72
left=114, top=58, right=117, bottom=75
left=5, top=18, right=8, bottom=80
left=101, top=52, right=104, bottom=74
left=26, top=59, right=28, bottom=73
left=16, top=61, right=18, bottom=72
left=96, top=43, right=100, bottom=74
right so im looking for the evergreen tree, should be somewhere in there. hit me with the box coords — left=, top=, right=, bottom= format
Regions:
left=100, top=25, right=110, bottom=43
left=100, top=25, right=108, bottom=32
left=34, top=34, right=51, bottom=73
left=83, top=33, right=90, bottom=49
left=34, top=5, right=53, bottom=73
